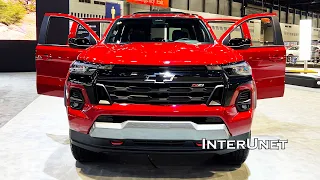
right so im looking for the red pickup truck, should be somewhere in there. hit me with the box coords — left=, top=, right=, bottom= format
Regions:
left=36, top=12, right=285, bottom=165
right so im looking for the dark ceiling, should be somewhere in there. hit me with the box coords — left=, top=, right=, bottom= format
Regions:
left=265, top=0, right=320, bottom=13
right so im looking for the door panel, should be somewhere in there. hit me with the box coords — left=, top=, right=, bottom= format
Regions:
left=36, top=13, right=102, bottom=97
left=217, top=14, right=286, bottom=99
left=235, top=46, right=286, bottom=99
left=36, top=45, right=85, bottom=97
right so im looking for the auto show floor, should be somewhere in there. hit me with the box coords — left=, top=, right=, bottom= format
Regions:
left=0, top=73, right=38, bottom=127
left=0, top=76, right=320, bottom=179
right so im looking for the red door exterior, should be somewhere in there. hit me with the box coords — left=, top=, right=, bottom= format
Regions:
left=217, top=13, right=286, bottom=99
left=36, top=13, right=105, bottom=97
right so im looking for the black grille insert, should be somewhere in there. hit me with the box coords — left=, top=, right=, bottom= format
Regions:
left=95, top=65, right=225, bottom=105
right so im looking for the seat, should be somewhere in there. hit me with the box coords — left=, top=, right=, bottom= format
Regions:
left=129, top=29, right=146, bottom=42
left=172, top=30, right=188, bottom=41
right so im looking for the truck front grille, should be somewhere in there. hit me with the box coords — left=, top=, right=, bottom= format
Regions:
left=95, top=65, right=225, bottom=105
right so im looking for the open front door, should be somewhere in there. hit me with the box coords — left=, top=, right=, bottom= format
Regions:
left=216, top=13, right=286, bottom=99
left=36, top=14, right=112, bottom=97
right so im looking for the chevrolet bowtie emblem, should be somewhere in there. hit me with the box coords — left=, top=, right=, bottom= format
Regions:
left=145, top=72, right=175, bottom=84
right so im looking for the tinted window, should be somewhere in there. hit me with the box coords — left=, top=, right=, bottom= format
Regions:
left=76, top=22, right=111, bottom=39
left=45, top=17, right=69, bottom=45
left=105, top=18, right=212, bottom=44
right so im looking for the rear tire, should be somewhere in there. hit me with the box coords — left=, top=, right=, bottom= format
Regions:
left=70, top=143, right=99, bottom=162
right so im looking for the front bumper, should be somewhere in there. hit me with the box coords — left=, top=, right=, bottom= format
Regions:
left=67, top=81, right=255, bottom=137
left=70, top=130, right=250, bottom=154
left=90, top=121, right=230, bottom=140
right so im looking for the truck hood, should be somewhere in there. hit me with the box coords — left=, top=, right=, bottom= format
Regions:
left=78, top=42, right=243, bottom=66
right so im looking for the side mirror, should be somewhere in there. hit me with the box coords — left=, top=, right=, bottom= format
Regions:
left=68, top=38, right=92, bottom=49
left=228, top=38, right=251, bottom=50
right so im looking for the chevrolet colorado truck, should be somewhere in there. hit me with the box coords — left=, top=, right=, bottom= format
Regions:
left=36, top=12, right=286, bottom=165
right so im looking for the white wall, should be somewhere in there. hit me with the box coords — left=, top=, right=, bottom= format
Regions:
left=295, top=14, right=300, bottom=25
left=280, top=23, right=300, bottom=42
left=312, top=28, right=320, bottom=40
left=69, top=0, right=125, bottom=18
left=280, top=11, right=286, bottom=23
left=219, top=0, right=229, bottom=16
left=205, top=0, right=218, bottom=14
left=288, top=12, right=294, bottom=24
left=313, top=17, right=317, bottom=28
left=232, top=2, right=241, bottom=17
left=129, top=3, right=150, bottom=14
left=171, top=0, right=188, bottom=10
left=189, top=0, right=203, bottom=12
left=246, top=4, right=267, bottom=15
left=170, top=8, right=233, bottom=19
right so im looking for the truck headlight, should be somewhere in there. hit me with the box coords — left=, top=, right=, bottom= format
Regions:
left=222, top=61, right=252, bottom=76
left=68, top=60, right=114, bottom=85
left=69, top=60, right=114, bottom=75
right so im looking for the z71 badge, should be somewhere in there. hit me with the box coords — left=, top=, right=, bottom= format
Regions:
left=191, top=84, right=205, bottom=87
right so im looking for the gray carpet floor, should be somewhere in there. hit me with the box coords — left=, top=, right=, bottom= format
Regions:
left=0, top=72, right=38, bottom=128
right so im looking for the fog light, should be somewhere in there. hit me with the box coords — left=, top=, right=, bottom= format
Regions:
left=241, top=104, right=249, bottom=109
left=69, top=88, right=85, bottom=110
left=236, top=90, right=251, bottom=112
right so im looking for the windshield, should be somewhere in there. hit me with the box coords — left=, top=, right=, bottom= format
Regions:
left=105, top=18, right=213, bottom=44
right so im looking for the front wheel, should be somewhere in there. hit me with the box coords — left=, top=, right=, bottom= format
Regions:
left=217, top=148, right=249, bottom=165
left=70, top=143, right=99, bottom=162
left=216, top=132, right=251, bottom=165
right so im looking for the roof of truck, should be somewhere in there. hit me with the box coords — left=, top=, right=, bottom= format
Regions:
left=121, top=11, right=199, bottom=19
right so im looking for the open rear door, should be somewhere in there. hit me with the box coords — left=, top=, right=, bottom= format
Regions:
left=36, top=14, right=112, bottom=97
left=214, top=13, right=286, bottom=99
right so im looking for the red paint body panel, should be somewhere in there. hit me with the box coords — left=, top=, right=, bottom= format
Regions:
left=238, top=46, right=286, bottom=99
left=78, top=43, right=243, bottom=65
left=36, top=45, right=85, bottom=97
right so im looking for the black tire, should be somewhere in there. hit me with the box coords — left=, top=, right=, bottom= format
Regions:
left=217, top=148, right=249, bottom=166
left=70, top=143, right=99, bottom=162
left=287, top=55, right=294, bottom=64
left=216, top=132, right=251, bottom=165
left=286, top=55, right=291, bottom=62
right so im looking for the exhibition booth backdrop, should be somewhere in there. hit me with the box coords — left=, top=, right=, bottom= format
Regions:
left=1, top=0, right=319, bottom=72
left=0, top=0, right=124, bottom=72
left=0, top=0, right=68, bottom=72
